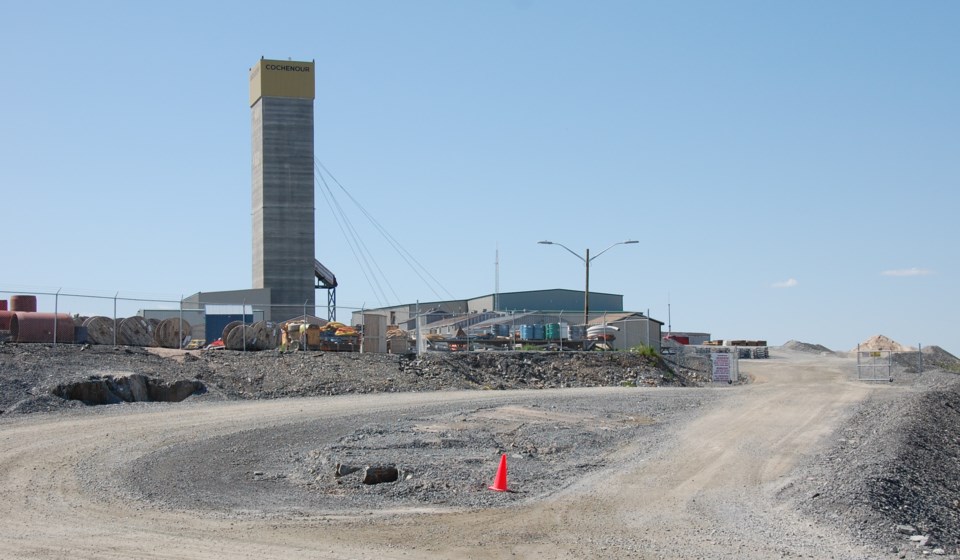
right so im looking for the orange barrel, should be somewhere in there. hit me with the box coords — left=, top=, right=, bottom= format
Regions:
left=10, top=312, right=75, bottom=343
left=0, top=310, right=13, bottom=330
left=10, top=295, right=38, bottom=312
left=0, top=300, right=7, bottom=311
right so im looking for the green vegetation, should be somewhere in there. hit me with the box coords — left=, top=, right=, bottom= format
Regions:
left=628, top=344, right=659, bottom=358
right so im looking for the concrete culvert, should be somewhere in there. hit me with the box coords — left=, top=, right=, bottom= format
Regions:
left=53, top=374, right=205, bottom=406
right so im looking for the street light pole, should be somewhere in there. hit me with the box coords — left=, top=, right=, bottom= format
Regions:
left=538, top=240, right=638, bottom=330
left=584, top=248, right=590, bottom=329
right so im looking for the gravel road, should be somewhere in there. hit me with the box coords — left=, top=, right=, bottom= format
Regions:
left=0, top=347, right=958, bottom=559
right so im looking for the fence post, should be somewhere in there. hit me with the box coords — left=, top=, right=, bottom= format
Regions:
left=242, top=298, right=247, bottom=352
left=53, top=288, right=61, bottom=347
left=646, top=308, right=650, bottom=349
left=178, top=295, right=183, bottom=349
left=415, top=301, right=421, bottom=356
left=558, top=310, right=564, bottom=352
left=359, top=306, right=365, bottom=353
left=113, top=292, right=119, bottom=346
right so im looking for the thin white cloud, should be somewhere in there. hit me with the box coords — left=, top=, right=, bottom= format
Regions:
left=772, top=278, right=798, bottom=288
left=881, top=268, right=933, bottom=277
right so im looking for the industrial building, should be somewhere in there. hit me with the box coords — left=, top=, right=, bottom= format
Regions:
left=351, top=289, right=624, bottom=330
left=355, top=289, right=663, bottom=351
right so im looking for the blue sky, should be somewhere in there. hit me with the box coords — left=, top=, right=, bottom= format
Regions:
left=1, top=1, right=957, bottom=353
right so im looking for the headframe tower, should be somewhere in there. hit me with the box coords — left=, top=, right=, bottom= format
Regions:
left=249, top=58, right=315, bottom=322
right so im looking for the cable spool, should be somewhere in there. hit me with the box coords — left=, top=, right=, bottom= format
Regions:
left=221, top=321, right=243, bottom=342
left=224, top=321, right=277, bottom=351
left=117, top=316, right=154, bottom=347
left=82, top=316, right=117, bottom=345
left=153, top=318, right=192, bottom=349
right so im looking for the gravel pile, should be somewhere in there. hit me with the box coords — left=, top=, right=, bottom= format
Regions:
left=781, top=340, right=836, bottom=354
left=0, top=343, right=687, bottom=414
left=783, top=370, right=960, bottom=557
left=5, top=341, right=960, bottom=557
left=893, top=346, right=960, bottom=374
left=115, top=390, right=717, bottom=515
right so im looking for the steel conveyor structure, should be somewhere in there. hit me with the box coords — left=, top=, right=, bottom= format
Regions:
left=314, top=259, right=338, bottom=321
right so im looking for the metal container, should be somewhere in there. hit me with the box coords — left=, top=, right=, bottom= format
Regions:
left=0, top=310, right=14, bottom=330
left=545, top=323, right=561, bottom=340
left=532, top=324, right=545, bottom=340
left=569, top=326, right=586, bottom=341
left=10, top=295, right=37, bottom=312
left=74, top=326, right=89, bottom=344
left=0, top=300, right=7, bottom=311
left=519, top=325, right=533, bottom=340
left=10, top=312, right=75, bottom=343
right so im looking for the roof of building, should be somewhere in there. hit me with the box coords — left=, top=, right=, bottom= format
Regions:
left=587, top=312, right=665, bottom=326
left=358, top=288, right=625, bottom=314
left=472, top=288, right=623, bottom=299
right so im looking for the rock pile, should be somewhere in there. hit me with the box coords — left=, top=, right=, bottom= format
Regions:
left=785, top=372, right=960, bottom=556
left=0, top=344, right=688, bottom=414
left=781, top=340, right=835, bottom=354
left=893, top=346, right=960, bottom=374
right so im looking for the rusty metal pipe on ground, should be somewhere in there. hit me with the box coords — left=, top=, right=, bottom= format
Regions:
left=10, top=312, right=75, bottom=343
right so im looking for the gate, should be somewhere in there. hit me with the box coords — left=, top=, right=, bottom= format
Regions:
left=856, top=346, right=893, bottom=381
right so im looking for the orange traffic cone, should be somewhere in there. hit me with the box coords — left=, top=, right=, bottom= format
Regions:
left=488, top=454, right=510, bottom=492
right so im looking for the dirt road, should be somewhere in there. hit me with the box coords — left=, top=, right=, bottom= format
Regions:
left=0, top=350, right=900, bottom=559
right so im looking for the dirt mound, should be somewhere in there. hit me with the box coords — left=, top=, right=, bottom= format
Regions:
left=893, top=345, right=960, bottom=374
left=787, top=375, right=960, bottom=554
left=781, top=340, right=835, bottom=354
left=922, top=345, right=960, bottom=369
left=853, top=335, right=915, bottom=353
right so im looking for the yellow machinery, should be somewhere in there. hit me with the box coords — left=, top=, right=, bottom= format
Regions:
left=281, top=321, right=358, bottom=352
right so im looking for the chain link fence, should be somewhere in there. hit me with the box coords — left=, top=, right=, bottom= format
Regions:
left=1, top=288, right=669, bottom=355
left=0, top=288, right=362, bottom=350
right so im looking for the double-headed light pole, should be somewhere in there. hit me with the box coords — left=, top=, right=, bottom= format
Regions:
left=538, top=240, right=639, bottom=329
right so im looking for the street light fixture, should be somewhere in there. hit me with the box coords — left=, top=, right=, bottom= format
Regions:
left=538, top=240, right=639, bottom=329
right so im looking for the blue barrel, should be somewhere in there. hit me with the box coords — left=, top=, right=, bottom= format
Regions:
left=532, top=324, right=545, bottom=340
left=493, top=323, right=509, bottom=337
left=520, top=325, right=534, bottom=340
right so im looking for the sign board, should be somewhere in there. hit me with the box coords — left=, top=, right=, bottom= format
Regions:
left=711, top=352, right=733, bottom=383
left=249, top=59, right=315, bottom=106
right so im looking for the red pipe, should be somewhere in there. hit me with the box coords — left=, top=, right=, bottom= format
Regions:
left=10, top=312, right=75, bottom=343
left=0, top=310, right=13, bottom=330
left=10, top=295, right=37, bottom=312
